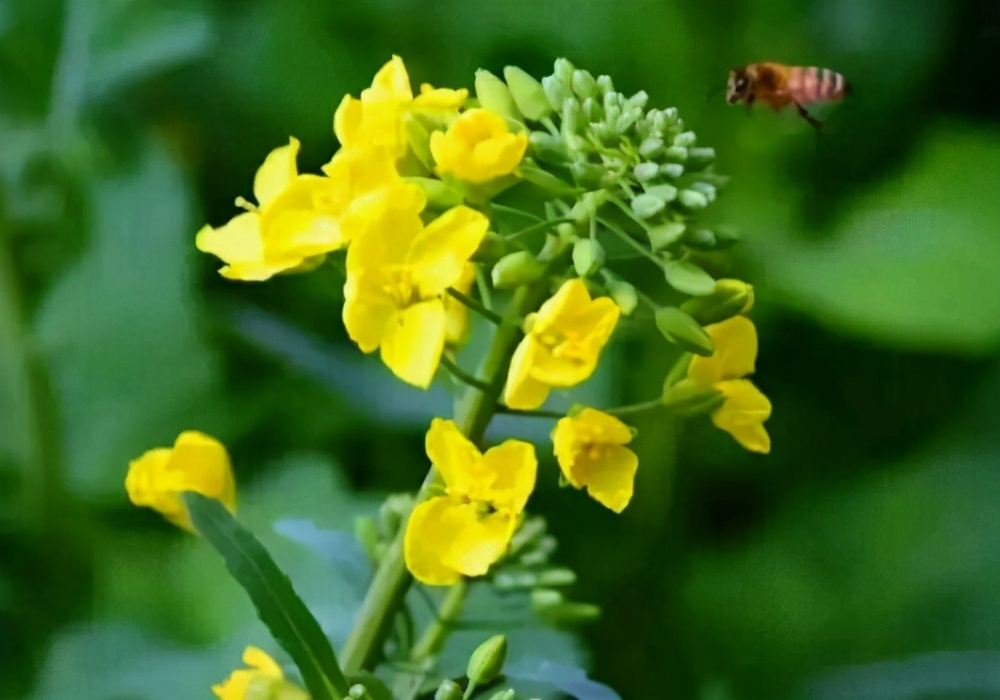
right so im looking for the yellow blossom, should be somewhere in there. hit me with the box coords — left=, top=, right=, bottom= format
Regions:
left=212, top=647, right=299, bottom=700
left=552, top=408, right=638, bottom=513
left=404, top=419, right=537, bottom=585
left=687, top=315, right=771, bottom=453
left=445, top=263, right=477, bottom=346
left=504, top=279, right=620, bottom=410
left=197, top=140, right=423, bottom=281
left=343, top=198, right=488, bottom=388
left=125, top=431, right=236, bottom=531
left=430, top=108, right=529, bottom=183
left=335, top=55, right=467, bottom=158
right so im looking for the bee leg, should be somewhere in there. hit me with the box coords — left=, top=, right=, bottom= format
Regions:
left=793, top=100, right=822, bottom=129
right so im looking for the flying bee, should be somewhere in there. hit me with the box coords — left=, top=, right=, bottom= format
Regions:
left=725, top=62, right=851, bottom=128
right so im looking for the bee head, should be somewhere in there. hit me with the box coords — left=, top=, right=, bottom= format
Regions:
left=726, top=68, right=750, bottom=104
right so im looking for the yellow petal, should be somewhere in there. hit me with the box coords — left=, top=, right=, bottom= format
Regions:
left=689, top=316, right=758, bottom=385
left=380, top=300, right=446, bottom=389
left=441, top=505, right=515, bottom=579
left=711, top=379, right=772, bottom=454
left=334, top=94, right=361, bottom=146
left=342, top=276, right=397, bottom=353
left=551, top=409, right=637, bottom=513
left=413, top=84, right=469, bottom=112
left=407, top=206, right=489, bottom=297
left=503, top=337, right=551, bottom=410
left=366, top=55, right=413, bottom=103
left=253, top=137, right=300, bottom=208
left=196, top=214, right=264, bottom=265
left=404, top=497, right=463, bottom=586
left=532, top=279, right=593, bottom=334
left=345, top=198, right=423, bottom=276
left=212, top=646, right=283, bottom=700
left=567, top=445, right=638, bottom=513
left=478, top=439, right=537, bottom=512
left=430, top=109, right=528, bottom=183
left=425, top=418, right=483, bottom=495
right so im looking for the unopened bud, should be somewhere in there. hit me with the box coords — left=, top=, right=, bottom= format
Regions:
left=678, top=189, right=709, bottom=210
left=403, top=177, right=464, bottom=209
left=673, top=130, right=697, bottom=148
left=663, top=146, right=688, bottom=162
left=690, top=181, right=717, bottom=202
left=467, top=635, right=508, bottom=686
left=646, top=221, right=685, bottom=250
left=580, top=96, right=602, bottom=121
left=571, top=69, right=598, bottom=100
left=349, top=684, right=372, bottom=700
left=664, top=259, right=716, bottom=296
left=603, top=92, right=622, bottom=125
left=541, top=75, right=573, bottom=111
left=595, top=74, right=615, bottom=94
left=661, top=377, right=726, bottom=416
left=553, top=58, right=575, bottom=83
left=504, top=66, right=552, bottom=120
left=633, top=162, right=660, bottom=182
left=630, top=193, right=666, bottom=219
left=492, top=251, right=544, bottom=289
left=475, top=70, right=521, bottom=122
left=686, top=147, right=716, bottom=171
left=434, top=679, right=463, bottom=700
left=680, top=279, right=754, bottom=324
left=561, top=98, right=584, bottom=139
left=572, top=238, right=605, bottom=277
left=403, top=115, right=433, bottom=170
left=655, top=306, right=715, bottom=356
left=638, top=137, right=664, bottom=158
left=682, top=228, right=717, bottom=250
left=531, top=588, right=601, bottom=628
left=472, top=230, right=507, bottom=264
left=644, top=183, right=678, bottom=203
left=529, top=132, right=568, bottom=165
left=614, top=106, right=643, bottom=134
left=607, top=278, right=638, bottom=315
left=488, top=690, right=517, bottom=700
left=569, top=161, right=605, bottom=187
left=712, top=227, right=740, bottom=249
left=660, top=162, right=684, bottom=179
left=626, top=90, right=649, bottom=111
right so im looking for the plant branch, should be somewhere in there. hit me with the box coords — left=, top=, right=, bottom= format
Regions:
left=605, top=398, right=665, bottom=416
left=447, top=287, right=503, bottom=325
left=440, top=356, right=490, bottom=392
left=409, top=579, right=469, bottom=662
left=494, top=405, right=565, bottom=419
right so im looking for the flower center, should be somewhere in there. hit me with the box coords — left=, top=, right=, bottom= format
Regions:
left=381, top=265, right=424, bottom=308
left=537, top=330, right=589, bottom=364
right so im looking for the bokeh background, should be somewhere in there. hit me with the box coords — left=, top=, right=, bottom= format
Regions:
left=1, top=0, right=999, bottom=698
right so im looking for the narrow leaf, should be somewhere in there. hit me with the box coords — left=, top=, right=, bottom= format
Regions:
left=183, top=493, right=349, bottom=700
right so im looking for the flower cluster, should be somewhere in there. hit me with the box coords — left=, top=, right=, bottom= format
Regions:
left=124, top=55, right=774, bottom=699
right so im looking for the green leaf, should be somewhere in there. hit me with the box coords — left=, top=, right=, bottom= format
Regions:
left=663, top=259, right=715, bottom=296
left=182, top=492, right=350, bottom=700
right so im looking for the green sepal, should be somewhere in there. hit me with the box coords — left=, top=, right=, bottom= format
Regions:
left=661, top=377, right=727, bottom=416
left=654, top=306, right=715, bottom=356
left=504, top=66, right=553, bottom=120
left=475, top=69, right=522, bottom=122
left=664, top=259, right=716, bottom=296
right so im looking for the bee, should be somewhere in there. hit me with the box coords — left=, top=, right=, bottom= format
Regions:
left=725, top=62, right=851, bottom=128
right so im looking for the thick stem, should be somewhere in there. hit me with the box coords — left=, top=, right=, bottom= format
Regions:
left=408, top=579, right=469, bottom=662
left=339, top=282, right=551, bottom=673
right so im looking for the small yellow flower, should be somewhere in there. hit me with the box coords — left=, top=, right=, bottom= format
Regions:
left=197, top=140, right=422, bottom=281
left=405, top=419, right=537, bottom=585
left=552, top=408, right=638, bottom=513
left=687, top=316, right=771, bottom=454
left=430, top=108, right=529, bottom=183
left=504, top=279, right=620, bottom=410
left=335, top=55, right=467, bottom=158
left=212, top=647, right=295, bottom=700
left=125, top=431, right=236, bottom=531
left=445, top=263, right=477, bottom=346
left=343, top=199, right=488, bottom=388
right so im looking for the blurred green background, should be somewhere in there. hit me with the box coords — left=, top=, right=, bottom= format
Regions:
left=1, top=0, right=999, bottom=698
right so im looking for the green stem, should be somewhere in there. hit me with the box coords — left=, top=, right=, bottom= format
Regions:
left=447, top=287, right=503, bottom=325
left=599, top=216, right=663, bottom=269
left=504, top=216, right=575, bottom=241
left=474, top=265, right=493, bottom=311
left=409, top=579, right=469, bottom=661
left=490, top=203, right=544, bottom=222
left=440, top=356, right=490, bottom=392
left=494, top=405, right=564, bottom=419
left=340, top=278, right=556, bottom=673
left=605, top=398, right=664, bottom=416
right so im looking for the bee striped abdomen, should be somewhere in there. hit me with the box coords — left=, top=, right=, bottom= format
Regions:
left=788, top=66, right=847, bottom=105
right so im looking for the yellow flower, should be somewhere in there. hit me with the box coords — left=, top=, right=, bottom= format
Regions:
left=404, top=419, right=537, bottom=585
left=430, top=108, right=529, bottom=183
left=445, top=263, right=477, bottom=346
left=687, top=315, right=771, bottom=454
left=503, top=279, right=620, bottom=410
left=343, top=200, right=488, bottom=388
left=551, top=408, right=638, bottom=513
left=125, top=431, right=236, bottom=531
left=335, top=55, right=467, bottom=158
left=212, top=647, right=294, bottom=700
left=197, top=140, right=422, bottom=281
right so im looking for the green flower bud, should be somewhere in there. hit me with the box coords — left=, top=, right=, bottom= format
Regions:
left=595, top=74, right=615, bottom=94
left=529, top=131, right=569, bottom=165
left=561, top=98, right=584, bottom=139
left=660, top=162, right=684, bottom=179
left=531, top=588, right=601, bottom=628
left=569, top=161, right=605, bottom=187
left=467, top=635, right=508, bottom=686
left=678, top=189, right=709, bottom=210
left=654, top=306, right=715, bottom=356
left=680, top=279, right=755, bottom=324
left=403, top=177, right=464, bottom=209
left=690, top=181, right=717, bottom=202
left=504, top=66, right=553, bottom=120
left=614, top=106, right=643, bottom=134
left=630, top=193, right=665, bottom=219
left=572, top=238, right=605, bottom=277
left=646, top=221, right=686, bottom=250
left=492, top=251, right=544, bottom=288
left=475, top=69, right=522, bottom=122
left=686, top=146, right=716, bottom=171
left=553, top=57, right=575, bottom=83
left=638, top=137, right=664, bottom=158
left=590, top=121, right=618, bottom=145
left=353, top=516, right=379, bottom=560
left=541, top=75, right=573, bottom=111
left=661, top=377, right=726, bottom=416
left=571, top=69, right=598, bottom=100
left=626, top=90, right=649, bottom=111
left=472, top=230, right=507, bottom=263
left=673, top=130, right=697, bottom=148
left=644, top=183, right=678, bottom=203
left=713, top=227, right=740, bottom=249
left=349, top=684, right=372, bottom=700
left=434, top=680, right=463, bottom=700
left=633, top=162, right=660, bottom=182
left=538, top=567, right=578, bottom=587
left=603, top=92, right=622, bottom=125
left=568, top=190, right=609, bottom=222
left=580, top=96, right=602, bottom=121
left=682, top=228, right=717, bottom=250
left=664, top=259, right=716, bottom=296
left=663, top=146, right=688, bottom=162
left=488, top=690, right=517, bottom=700
left=607, top=278, right=638, bottom=315
left=403, top=114, right=434, bottom=170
